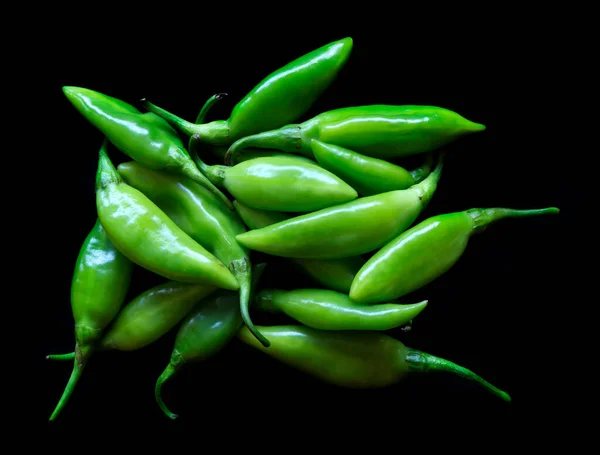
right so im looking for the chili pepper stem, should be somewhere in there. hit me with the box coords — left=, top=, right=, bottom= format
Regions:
left=233, top=258, right=270, bottom=348
left=405, top=348, right=511, bottom=402
left=180, top=162, right=233, bottom=210
left=96, top=140, right=122, bottom=189
left=195, top=93, right=228, bottom=124
left=468, top=207, right=560, bottom=233
left=155, top=352, right=184, bottom=420
left=141, top=99, right=230, bottom=144
left=411, top=151, right=445, bottom=206
left=224, top=126, right=304, bottom=166
left=410, top=153, right=435, bottom=184
left=193, top=153, right=227, bottom=187
left=46, top=352, right=75, bottom=361
left=49, top=342, right=94, bottom=421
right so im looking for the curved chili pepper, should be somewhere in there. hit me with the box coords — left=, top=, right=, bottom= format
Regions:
left=238, top=325, right=511, bottom=401
left=350, top=206, right=560, bottom=304
left=194, top=154, right=358, bottom=212
left=234, top=153, right=445, bottom=259
left=233, top=200, right=365, bottom=293
left=48, top=279, right=217, bottom=418
left=63, top=86, right=233, bottom=209
left=96, top=144, right=239, bottom=291
left=255, top=288, right=427, bottom=331
left=47, top=219, right=134, bottom=421
left=311, top=140, right=434, bottom=196
left=155, top=263, right=267, bottom=420
left=117, top=161, right=269, bottom=347
left=142, top=37, right=353, bottom=146
left=224, top=105, right=484, bottom=165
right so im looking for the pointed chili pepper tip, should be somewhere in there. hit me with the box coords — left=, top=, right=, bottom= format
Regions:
left=216, top=93, right=228, bottom=100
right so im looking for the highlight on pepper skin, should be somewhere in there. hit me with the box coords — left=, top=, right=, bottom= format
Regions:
left=47, top=36, right=561, bottom=421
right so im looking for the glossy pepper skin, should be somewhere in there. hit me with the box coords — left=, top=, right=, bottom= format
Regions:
left=48, top=219, right=134, bottom=421
left=235, top=153, right=444, bottom=259
left=194, top=155, right=358, bottom=212
left=142, top=37, right=353, bottom=146
left=63, top=87, right=233, bottom=209
left=255, top=288, right=428, bottom=331
left=233, top=200, right=365, bottom=293
left=225, top=105, right=484, bottom=165
left=351, top=206, right=561, bottom=304
left=99, top=281, right=216, bottom=351
left=155, top=263, right=267, bottom=420
left=238, top=325, right=511, bottom=401
left=48, top=280, right=217, bottom=418
left=95, top=145, right=239, bottom=291
left=117, top=161, right=269, bottom=348
left=311, top=140, right=434, bottom=196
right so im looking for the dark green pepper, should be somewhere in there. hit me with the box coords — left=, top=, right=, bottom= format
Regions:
left=350, top=206, right=560, bottom=304
left=194, top=154, right=358, bottom=212
left=48, top=280, right=216, bottom=419
left=225, top=105, right=484, bottom=165
left=255, top=288, right=428, bottom=331
left=48, top=219, right=134, bottom=421
left=235, top=153, right=444, bottom=259
left=155, top=263, right=267, bottom=419
left=63, top=87, right=233, bottom=209
left=142, top=37, right=353, bottom=146
left=96, top=144, right=239, bottom=291
left=311, top=140, right=434, bottom=196
left=117, top=161, right=269, bottom=347
left=238, top=325, right=510, bottom=401
left=233, top=201, right=365, bottom=293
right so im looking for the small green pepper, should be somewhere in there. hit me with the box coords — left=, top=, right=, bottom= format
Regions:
left=99, top=281, right=215, bottom=351
left=311, top=140, right=433, bottom=196
left=117, top=161, right=269, bottom=347
left=63, top=87, right=233, bottom=209
left=194, top=155, right=358, bottom=212
left=142, top=38, right=353, bottom=146
left=224, top=105, right=485, bottom=165
left=233, top=201, right=365, bottom=293
left=48, top=280, right=215, bottom=419
left=95, top=144, right=239, bottom=291
left=48, top=219, right=134, bottom=421
left=155, top=263, right=267, bottom=420
left=234, top=153, right=444, bottom=259
left=237, top=325, right=511, bottom=401
left=350, top=206, right=560, bottom=304
left=255, top=288, right=428, bottom=331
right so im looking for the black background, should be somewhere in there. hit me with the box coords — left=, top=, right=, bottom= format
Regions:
left=22, top=14, right=575, bottom=445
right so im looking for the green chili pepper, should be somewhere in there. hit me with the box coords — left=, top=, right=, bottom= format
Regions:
left=233, top=201, right=365, bottom=293
left=95, top=143, right=240, bottom=291
left=224, top=105, right=484, bottom=165
left=255, top=288, right=428, bottom=331
left=155, top=263, right=267, bottom=420
left=194, top=154, right=358, bottom=212
left=117, top=161, right=269, bottom=348
left=311, top=140, right=434, bottom=196
left=63, top=86, right=233, bottom=209
left=48, top=280, right=215, bottom=419
left=234, top=153, right=445, bottom=259
left=238, top=325, right=511, bottom=401
left=47, top=219, right=134, bottom=421
left=350, top=206, right=560, bottom=304
left=99, top=281, right=216, bottom=351
left=142, top=37, right=353, bottom=146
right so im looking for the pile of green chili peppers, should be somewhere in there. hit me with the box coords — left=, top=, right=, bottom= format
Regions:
left=47, top=37, right=560, bottom=421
